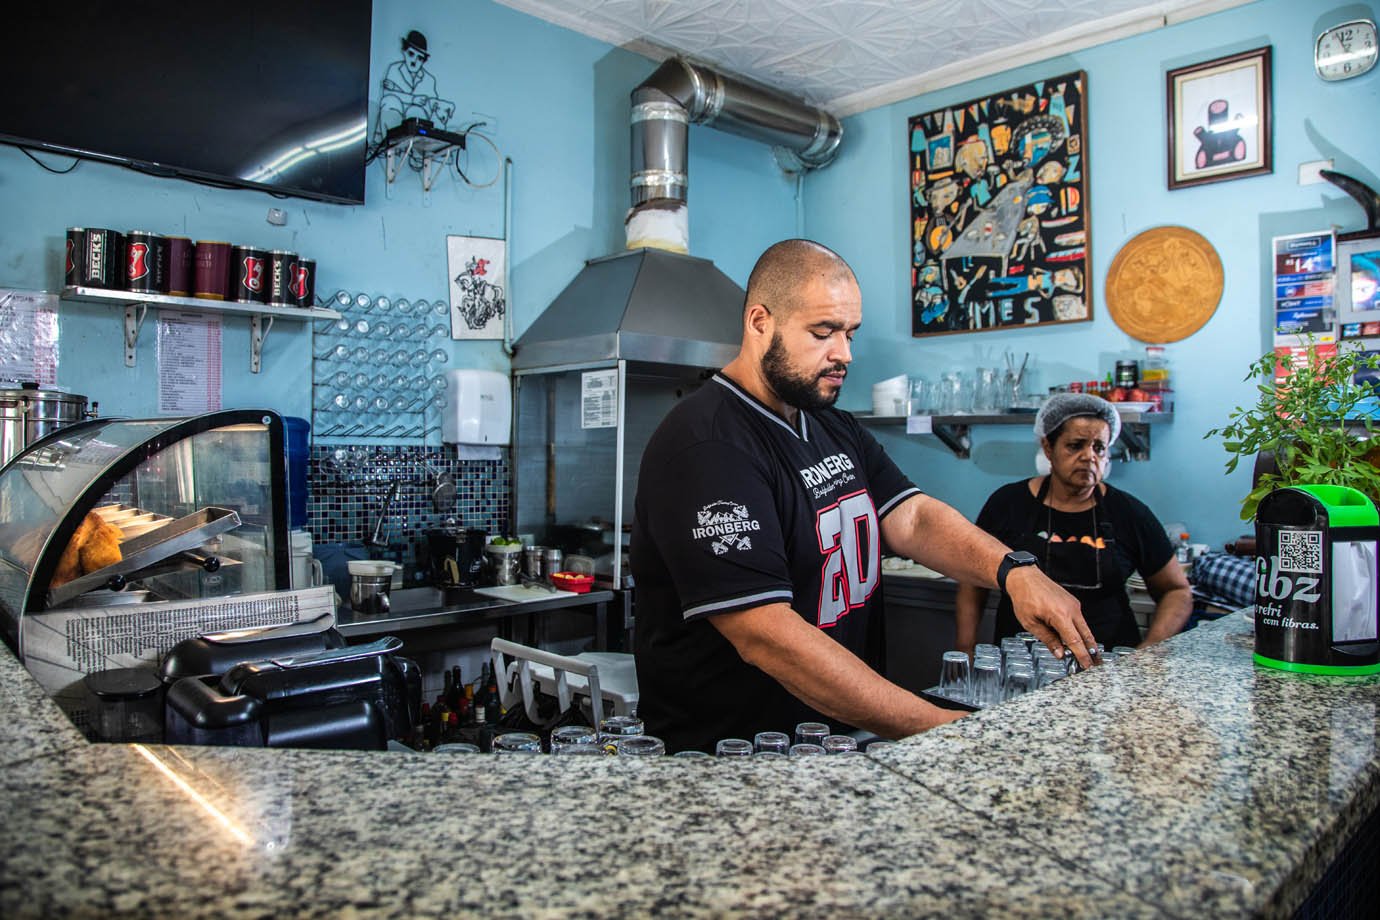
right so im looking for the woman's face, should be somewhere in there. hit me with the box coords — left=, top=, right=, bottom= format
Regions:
left=1043, top=416, right=1111, bottom=493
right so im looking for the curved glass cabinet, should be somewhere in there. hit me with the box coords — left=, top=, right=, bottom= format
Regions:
left=0, top=410, right=290, bottom=656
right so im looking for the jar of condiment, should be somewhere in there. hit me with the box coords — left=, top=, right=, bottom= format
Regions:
left=1115, top=360, right=1139, bottom=390
left=1069, top=381, right=1084, bottom=394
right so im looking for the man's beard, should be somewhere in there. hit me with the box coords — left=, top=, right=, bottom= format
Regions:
left=761, top=332, right=845, bottom=411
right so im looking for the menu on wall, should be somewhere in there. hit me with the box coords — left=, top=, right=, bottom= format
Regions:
left=0, top=289, right=59, bottom=386
left=1272, top=231, right=1336, bottom=346
left=157, top=311, right=222, bottom=414
left=581, top=369, right=618, bottom=429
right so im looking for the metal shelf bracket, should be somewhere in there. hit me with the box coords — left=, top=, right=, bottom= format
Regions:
left=931, top=421, right=972, bottom=459
left=124, top=302, right=149, bottom=367
left=250, top=314, right=275, bottom=374
left=1115, top=421, right=1152, bottom=461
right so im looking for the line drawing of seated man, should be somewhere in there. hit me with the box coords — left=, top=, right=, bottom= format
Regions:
left=374, top=30, right=458, bottom=144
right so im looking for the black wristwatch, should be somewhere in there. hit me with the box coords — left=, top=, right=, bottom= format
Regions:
left=996, top=550, right=1039, bottom=592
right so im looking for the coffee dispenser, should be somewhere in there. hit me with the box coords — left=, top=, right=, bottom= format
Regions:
left=1254, top=485, right=1380, bottom=674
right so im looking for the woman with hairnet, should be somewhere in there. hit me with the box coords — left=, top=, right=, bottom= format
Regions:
left=955, top=393, right=1192, bottom=654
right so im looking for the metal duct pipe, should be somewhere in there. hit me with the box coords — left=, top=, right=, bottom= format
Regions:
left=630, top=58, right=843, bottom=206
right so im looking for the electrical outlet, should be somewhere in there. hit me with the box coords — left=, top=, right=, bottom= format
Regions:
left=1299, top=159, right=1333, bottom=186
left=266, top=207, right=288, bottom=226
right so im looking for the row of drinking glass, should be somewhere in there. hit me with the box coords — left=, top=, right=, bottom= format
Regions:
left=320, top=370, right=449, bottom=395
left=907, top=367, right=1024, bottom=416
left=315, top=343, right=450, bottom=367
left=320, top=316, right=452, bottom=342
left=936, top=634, right=1137, bottom=708
left=432, top=716, right=897, bottom=758
left=329, top=291, right=451, bottom=319
left=315, top=392, right=448, bottom=415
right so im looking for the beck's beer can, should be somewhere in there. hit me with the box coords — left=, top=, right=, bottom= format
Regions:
left=266, top=250, right=298, bottom=306
left=80, top=229, right=125, bottom=290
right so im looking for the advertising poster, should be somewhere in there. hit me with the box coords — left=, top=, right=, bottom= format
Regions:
left=1272, top=232, right=1335, bottom=346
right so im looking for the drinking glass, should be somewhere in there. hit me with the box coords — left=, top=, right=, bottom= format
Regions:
left=549, top=725, right=598, bottom=753
left=428, top=325, right=450, bottom=340
left=617, top=735, right=666, bottom=756
left=432, top=742, right=480, bottom=754
left=788, top=743, right=826, bottom=757
left=909, top=377, right=930, bottom=415
left=372, top=321, right=393, bottom=338
left=673, top=750, right=711, bottom=759
left=753, top=751, right=787, bottom=759
left=372, top=295, right=392, bottom=314
left=352, top=318, right=371, bottom=336
left=1001, top=637, right=1031, bottom=674
left=865, top=741, right=896, bottom=754
left=972, top=658, right=1001, bottom=707
left=433, top=299, right=450, bottom=317
left=394, top=298, right=414, bottom=316
left=794, top=722, right=829, bottom=747
left=1015, top=631, right=1037, bottom=654
left=409, top=349, right=429, bottom=367
left=492, top=731, right=542, bottom=754
left=429, top=348, right=449, bottom=365
left=1111, top=646, right=1137, bottom=661
left=430, top=374, right=448, bottom=392
left=974, top=643, right=1000, bottom=661
left=939, top=650, right=972, bottom=703
left=328, top=370, right=351, bottom=388
left=353, top=293, right=372, bottom=311
left=332, top=290, right=352, bottom=308
left=372, top=372, right=392, bottom=389
left=315, top=343, right=350, bottom=361
left=323, top=317, right=351, bottom=335
left=1036, top=658, right=1067, bottom=688
left=553, top=743, right=605, bottom=756
left=822, top=735, right=858, bottom=754
left=715, top=738, right=753, bottom=757
left=598, top=715, right=643, bottom=745
left=974, top=367, right=999, bottom=412
left=754, top=731, right=790, bottom=754
left=1003, top=662, right=1035, bottom=701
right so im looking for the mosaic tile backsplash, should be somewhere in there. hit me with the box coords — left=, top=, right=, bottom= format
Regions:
left=306, top=444, right=510, bottom=581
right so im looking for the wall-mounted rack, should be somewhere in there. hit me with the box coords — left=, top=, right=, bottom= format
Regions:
left=60, top=286, right=341, bottom=373
left=856, top=407, right=1172, bottom=461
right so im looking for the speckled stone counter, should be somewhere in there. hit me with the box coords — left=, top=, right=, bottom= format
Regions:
left=2, top=610, right=1377, bottom=918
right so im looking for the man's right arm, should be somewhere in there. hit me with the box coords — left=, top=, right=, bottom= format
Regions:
left=708, top=602, right=965, bottom=739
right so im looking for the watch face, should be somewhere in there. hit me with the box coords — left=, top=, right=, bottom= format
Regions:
left=1316, top=20, right=1378, bottom=81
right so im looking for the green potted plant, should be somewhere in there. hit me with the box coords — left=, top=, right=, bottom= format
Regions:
left=1206, top=344, right=1380, bottom=520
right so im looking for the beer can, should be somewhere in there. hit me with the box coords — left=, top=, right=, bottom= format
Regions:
left=266, top=249, right=298, bottom=306
left=167, top=236, right=194, bottom=296
left=194, top=240, right=232, bottom=300
left=231, top=245, right=269, bottom=304
left=65, top=228, right=85, bottom=288
left=290, top=257, right=316, bottom=308
left=126, top=230, right=169, bottom=294
left=80, top=228, right=125, bottom=290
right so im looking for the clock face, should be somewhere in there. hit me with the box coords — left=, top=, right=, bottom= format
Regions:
left=1316, top=19, right=1378, bottom=81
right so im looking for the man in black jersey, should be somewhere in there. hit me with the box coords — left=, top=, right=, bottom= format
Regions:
left=631, top=239, right=1094, bottom=753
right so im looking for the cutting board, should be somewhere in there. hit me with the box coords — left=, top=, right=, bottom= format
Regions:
left=474, top=585, right=579, bottom=603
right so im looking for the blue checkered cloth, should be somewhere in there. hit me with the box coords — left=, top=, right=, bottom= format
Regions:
left=1190, top=551, right=1256, bottom=609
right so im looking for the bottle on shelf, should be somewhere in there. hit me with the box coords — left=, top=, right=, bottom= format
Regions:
left=1175, top=531, right=1191, bottom=566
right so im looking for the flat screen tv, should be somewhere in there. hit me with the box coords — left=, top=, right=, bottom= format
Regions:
left=0, top=2, right=373, bottom=205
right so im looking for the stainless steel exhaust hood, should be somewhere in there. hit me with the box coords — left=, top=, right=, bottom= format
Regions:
left=511, top=247, right=743, bottom=371
left=513, top=59, right=841, bottom=374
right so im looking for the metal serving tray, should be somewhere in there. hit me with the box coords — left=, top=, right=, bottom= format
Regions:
left=46, top=506, right=242, bottom=609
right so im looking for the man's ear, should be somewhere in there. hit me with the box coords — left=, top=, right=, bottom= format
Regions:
left=744, top=303, right=772, bottom=338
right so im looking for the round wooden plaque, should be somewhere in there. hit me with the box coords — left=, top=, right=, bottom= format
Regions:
left=1105, top=226, right=1223, bottom=343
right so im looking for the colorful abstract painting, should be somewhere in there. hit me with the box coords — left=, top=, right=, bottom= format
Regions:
left=908, top=71, right=1091, bottom=336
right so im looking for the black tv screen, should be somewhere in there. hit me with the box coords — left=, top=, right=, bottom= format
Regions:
left=1, top=2, right=373, bottom=204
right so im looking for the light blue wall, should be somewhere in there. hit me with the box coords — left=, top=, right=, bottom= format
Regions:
left=0, top=0, right=796, bottom=423
left=805, top=0, right=1380, bottom=550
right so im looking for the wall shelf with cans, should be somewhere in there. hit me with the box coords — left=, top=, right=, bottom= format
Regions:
left=855, top=407, right=1172, bottom=461
left=60, top=287, right=341, bottom=374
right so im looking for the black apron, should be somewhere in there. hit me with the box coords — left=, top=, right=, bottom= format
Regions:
left=993, top=478, right=1141, bottom=649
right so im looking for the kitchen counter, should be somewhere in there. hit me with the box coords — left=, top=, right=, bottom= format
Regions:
left=2, top=610, right=1378, bottom=918
left=333, top=584, right=615, bottom=643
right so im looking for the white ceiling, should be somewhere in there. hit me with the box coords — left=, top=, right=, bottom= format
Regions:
left=497, top=0, right=1257, bottom=115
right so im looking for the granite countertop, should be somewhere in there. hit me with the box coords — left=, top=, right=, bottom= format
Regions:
left=2, top=611, right=1378, bottom=918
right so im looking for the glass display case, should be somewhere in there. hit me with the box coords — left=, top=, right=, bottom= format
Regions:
left=0, top=410, right=290, bottom=653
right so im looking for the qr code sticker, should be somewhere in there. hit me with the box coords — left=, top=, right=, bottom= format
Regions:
left=1279, top=530, right=1323, bottom=574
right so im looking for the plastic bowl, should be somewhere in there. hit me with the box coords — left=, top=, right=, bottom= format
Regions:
left=550, top=571, right=594, bottom=593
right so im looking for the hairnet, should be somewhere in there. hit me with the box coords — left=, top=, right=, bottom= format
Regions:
left=1033, top=393, right=1121, bottom=445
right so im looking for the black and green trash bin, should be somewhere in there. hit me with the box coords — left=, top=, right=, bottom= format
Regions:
left=1254, top=484, right=1380, bottom=675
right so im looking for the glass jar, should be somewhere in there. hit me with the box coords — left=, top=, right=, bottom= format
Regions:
left=1114, top=360, right=1139, bottom=389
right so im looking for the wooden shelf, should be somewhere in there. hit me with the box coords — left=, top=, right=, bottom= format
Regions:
left=856, top=408, right=1173, bottom=461
left=61, top=286, right=341, bottom=373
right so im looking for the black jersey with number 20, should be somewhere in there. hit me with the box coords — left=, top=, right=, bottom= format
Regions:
left=631, top=373, right=920, bottom=752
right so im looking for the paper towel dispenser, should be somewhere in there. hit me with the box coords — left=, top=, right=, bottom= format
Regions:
left=442, top=369, right=512, bottom=445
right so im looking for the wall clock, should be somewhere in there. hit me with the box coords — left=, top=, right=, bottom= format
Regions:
left=1315, top=19, right=1377, bottom=81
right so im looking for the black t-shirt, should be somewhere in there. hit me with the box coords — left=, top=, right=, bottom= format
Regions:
left=631, top=373, right=921, bottom=753
left=974, top=479, right=1174, bottom=645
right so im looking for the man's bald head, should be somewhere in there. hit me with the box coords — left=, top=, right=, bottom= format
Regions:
left=744, top=239, right=856, bottom=317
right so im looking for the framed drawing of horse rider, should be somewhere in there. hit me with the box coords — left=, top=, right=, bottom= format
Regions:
left=908, top=71, right=1091, bottom=337
left=447, top=235, right=507, bottom=340
left=1166, top=46, right=1272, bottom=190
